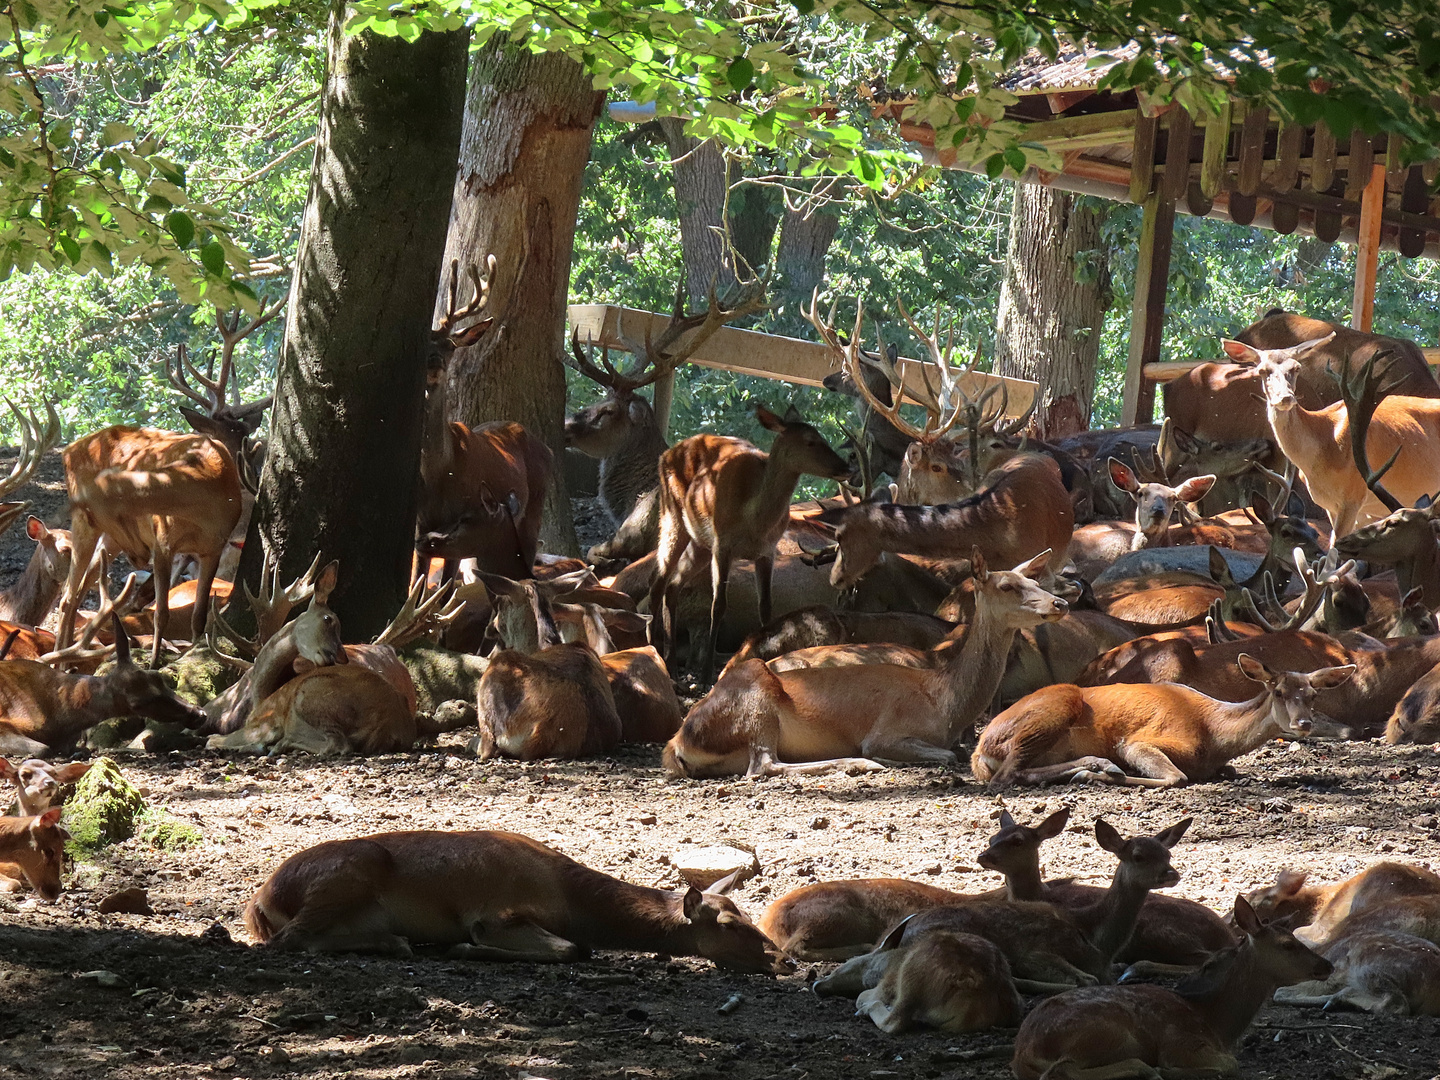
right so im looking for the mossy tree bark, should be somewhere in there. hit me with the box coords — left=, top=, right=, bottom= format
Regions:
left=241, top=1, right=468, bottom=639
left=436, top=42, right=605, bottom=557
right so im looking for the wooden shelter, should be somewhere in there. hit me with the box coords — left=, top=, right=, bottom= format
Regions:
left=877, top=48, right=1440, bottom=424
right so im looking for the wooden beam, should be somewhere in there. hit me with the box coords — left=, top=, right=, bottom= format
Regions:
left=565, top=304, right=1038, bottom=414
left=1200, top=100, right=1232, bottom=198
left=1130, top=110, right=1159, bottom=204
left=1149, top=347, right=1440, bottom=381
left=1122, top=191, right=1176, bottom=425
left=1352, top=163, right=1385, bottom=332
left=1346, top=130, right=1375, bottom=201
left=1310, top=120, right=1337, bottom=191
left=1160, top=107, right=1193, bottom=204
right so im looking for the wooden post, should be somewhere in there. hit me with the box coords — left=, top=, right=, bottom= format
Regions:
left=652, top=370, right=675, bottom=438
left=1122, top=191, right=1176, bottom=425
left=1352, top=163, right=1385, bottom=331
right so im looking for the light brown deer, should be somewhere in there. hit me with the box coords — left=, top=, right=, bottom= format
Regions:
left=853, top=925, right=1025, bottom=1034
left=973, top=654, right=1356, bottom=788
left=1237, top=334, right=1440, bottom=538
left=419, top=258, right=553, bottom=580
left=664, top=549, right=1066, bottom=777
left=1242, top=863, right=1440, bottom=947
left=245, top=828, right=788, bottom=972
left=1011, top=896, right=1331, bottom=1080
left=1273, top=928, right=1440, bottom=1015
left=0, top=614, right=205, bottom=757
left=0, top=517, right=72, bottom=627
left=0, top=808, right=68, bottom=899
left=648, top=404, right=850, bottom=679
left=979, top=808, right=1236, bottom=973
left=1106, top=457, right=1218, bottom=551
left=0, top=757, right=91, bottom=816
left=817, top=818, right=1191, bottom=994
left=758, top=879, right=967, bottom=961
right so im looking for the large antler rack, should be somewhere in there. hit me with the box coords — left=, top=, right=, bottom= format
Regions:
left=168, top=297, right=283, bottom=424
left=39, top=551, right=141, bottom=668
left=372, top=578, right=466, bottom=649
left=210, top=548, right=326, bottom=661
left=1330, top=348, right=1407, bottom=515
left=0, top=399, right=62, bottom=501
left=433, top=255, right=498, bottom=360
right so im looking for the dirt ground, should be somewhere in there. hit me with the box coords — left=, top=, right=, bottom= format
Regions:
left=3, top=449, right=1440, bottom=1080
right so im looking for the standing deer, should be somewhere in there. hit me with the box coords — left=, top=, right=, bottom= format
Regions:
left=565, top=286, right=768, bottom=561
left=419, top=258, right=553, bottom=580
left=648, top=402, right=850, bottom=680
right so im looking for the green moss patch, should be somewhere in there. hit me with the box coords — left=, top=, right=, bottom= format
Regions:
left=64, top=756, right=202, bottom=855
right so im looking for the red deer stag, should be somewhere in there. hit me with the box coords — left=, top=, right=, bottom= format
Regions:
left=245, top=828, right=789, bottom=972
left=418, top=258, right=553, bottom=580
left=0, top=401, right=62, bottom=540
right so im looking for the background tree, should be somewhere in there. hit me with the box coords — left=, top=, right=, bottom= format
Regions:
left=434, top=41, right=605, bottom=557
left=993, top=184, right=1111, bottom=438
left=241, top=1, right=468, bottom=637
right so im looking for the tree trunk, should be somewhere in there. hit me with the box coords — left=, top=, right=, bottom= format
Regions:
left=657, top=118, right=736, bottom=303
left=240, top=2, right=467, bottom=639
left=438, top=42, right=604, bottom=557
left=993, top=182, right=1111, bottom=439
left=775, top=204, right=840, bottom=302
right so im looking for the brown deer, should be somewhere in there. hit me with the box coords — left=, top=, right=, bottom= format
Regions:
left=245, top=828, right=788, bottom=972
left=1106, top=457, right=1217, bottom=551
left=0, top=757, right=91, bottom=816
left=0, top=615, right=206, bottom=756
left=973, top=654, right=1356, bottom=788
left=820, top=453, right=1073, bottom=591
left=852, top=925, right=1025, bottom=1033
left=758, top=878, right=966, bottom=961
left=0, top=517, right=72, bottom=627
left=724, top=607, right=955, bottom=672
left=817, top=818, right=1191, bottom=993
left=419, top=258, right=553, bottom=580
left=1243, top=863, right=1440, bottom=947
left=0, top=808, right=68, bottom=899
left=565, top=285, right=767, bottom=561
left=664, top=549, right=1066, bottom=777
left=979, top=808, right=1236, bottom=973
left=648, top=404, right=850, bottom=679
left=1274, top=928, right=1440, bottom=1016
left=1011, top=896, right=1331, bottom=1080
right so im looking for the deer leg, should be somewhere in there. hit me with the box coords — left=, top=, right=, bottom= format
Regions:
left=748, top=748, right=885, bottom=778
left=1112, top=744, right=1190, bottom=787
left=189, top=552, right=221, bottom=646
left=705, top=550, right=731, bottom=683
left=450, top=918, right=581, bottom=962
left=862, top=736, right=957, bottom=767
left=55, top=520, right=102, bottom=652
left=755, top=554, right=774, bottom=626
left=1008, top=757, right=1130, bottom=786
left=854, top=987, right=906, bottom=1034
left=648, top=528, right=689, bottom=656
left=148, top=545, right=173, bottom=669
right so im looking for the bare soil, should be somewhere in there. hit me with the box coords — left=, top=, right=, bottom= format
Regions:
left=2, top=449, right=1440, bottom=1080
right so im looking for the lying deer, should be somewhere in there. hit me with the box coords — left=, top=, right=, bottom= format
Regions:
left=0, top=757, right=91, bottom=816
left=1243, top=863, right=1440, bottom=949
left=0, top=808, right=68, bottom=899
left=648, top=403, right=850, bottom=680
left=0, top=517, right=72, bottom=627
left=1010, top=896, right=1331, bottom=1080
left=817, top=818, right=1189, bottom=994
left=979, top=808, right=1236, bottom=973
left=245, top=828, right=788, bottom=972
left=973, top=654, right=1355, bottom=788
left=852, top=923, right=1025, bottom=1034
left=0, top=615, right=206, bottom=756
left=664, top=548, right=1066, bottom=778
left=758, top=878, right=966, bottom=961
left=1273, top=928, right=1440, bottom=1015
left=1106, top=454, right=1217, bottom=551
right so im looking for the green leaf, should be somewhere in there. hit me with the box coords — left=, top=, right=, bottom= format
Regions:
left=143, top=194, right=172, bottom=214
left=199, top=240, right=225, bottom=276
left=86, top=240, right=113, bottom=274
left=726, top=57, right=754, bottom=92
left=165, top=210, right=194, bottom=249
left=57, top=236, right=81, bottom=265
left=791, top=0, right=814, bottom=13
left=101, top=122, right=134, bottom=147
left=1004, top=147, right=1027, bottom=173
left=985, top=153, right=1005, bottom=179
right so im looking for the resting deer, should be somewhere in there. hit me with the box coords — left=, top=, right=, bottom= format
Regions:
left=665, top=548, right=1066, bottom=777
left=973, top=654, right=1356, bottom=788
left=852, top=924, right=1025, bottom=1034
left=0, top=757, right=91, bottom=816
left=648, top=403, right=850, bottom=679
left=0, top=517, right=72, bottom=627
left=817, top=818, right=1191, bottom=995
left=1242, top=863, right=1440, bottom=948
left=419, top=259, right=553, bottom=580
left=0, top=808, right=68, bottom=899
left=1011, top=896, right=1331, bottom=1080
left=565, top=285, right=767, bottom=561
left=1273, top=928, right=1440, bottom=1015
left=1106, top=456, right=1217, bottom=551
left=245, top=828, right=788, bottom=972
left=758, top=878, right=966, bottom=962
left=980, top=808, right=1236, bottom=973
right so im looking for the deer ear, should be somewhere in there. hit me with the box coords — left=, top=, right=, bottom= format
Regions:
left=704, top=869, right=742, bottom=896
left=312, top=561, right=340, bottom=606
left=877, top=913, right=914, bottom=952
left=1016, top=549, right=1052, bottom=580
left=1093, top=818, right=1125, bottom=854
left=1276, top=868, right=1309, bottom=894
left=998, top=808, right=1016, bottom=829
left=782, top=404, right=804, bottom=424
left=1037, top=807, right=1071, bottom=839
left=1308, top=663, right=1356, bottom=690
left=682, top=886, right=705, bottom=920
left=1236, top=653, right=1271, bottom=683
left=754, top=405, right=786, bottom=432
left=1175, top=474, right=1216, bottom=503
left=53, top=762, right=92, bottom=784
left=971, top=547, right=988, bottom=582
left=1232, top=895, right=1262, bottom=935
left=1221, top=338, right=1260, bottom=364
left=25, top=516, right=45, bottom=541
left=1107, top=457, right=1140, bottom=494
left=35, top=807, right=62, bottom=828
left=1290, top=332, right=1336, bottom=359
left=1153, top=817, right=1192, bottom=848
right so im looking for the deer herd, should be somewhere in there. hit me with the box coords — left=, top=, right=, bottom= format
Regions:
left=4, top=267, right=1440, bottom=1074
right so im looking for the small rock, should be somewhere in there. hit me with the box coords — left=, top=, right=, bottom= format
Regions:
left=717, top=993, right=744, bottom=1015
left=809, top=816, right=829, bottom=830
left=97, top=887, right=152, bottom=916
left=1261, top=797, right=1293, bottom=813
left=1416, top=814, right=1438, bottom=830
left=200, top=922, right=234, bottom=946
left=258, top=1046, right=290, bottom=1065
left=920, top=863, right=942, bottom=876
left=637, top=814, right=657, bottom=826
left=78, top=970, right=123, bottom=987
left=671, top=843, right=760, bottom=889
left=216, top=1055, right=236, bottom=1071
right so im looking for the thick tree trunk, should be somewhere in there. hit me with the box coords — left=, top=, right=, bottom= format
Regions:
left=241, top=2, right=467, bottom=639
left=993, top=183, right=1110, bottom=439
left=438, top=42, right=603, bottom=557
left=775, top=204, right=840, bottom=302
left=657, top=118, right=736, bottom=303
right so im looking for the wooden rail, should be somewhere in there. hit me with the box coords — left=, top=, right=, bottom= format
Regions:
left=566, top=304, right=1038, bottom=415
left=1145, top=347, right=1440, bottom=383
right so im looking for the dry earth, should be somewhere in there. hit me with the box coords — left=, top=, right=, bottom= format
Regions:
left=1, top=448, right=1440, bottom=1080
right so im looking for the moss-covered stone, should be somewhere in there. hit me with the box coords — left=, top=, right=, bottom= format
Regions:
left=401, top=643, right=488, bottom=712
left=134, top=810, right=202, bottom=850
left=166, top=647, right=241, bottom=707
left=64, top=757, right=145, bottom=852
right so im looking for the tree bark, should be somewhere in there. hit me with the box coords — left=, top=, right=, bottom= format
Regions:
left=775, top=204, right=840, bottom=303
left=438, top=41, right=604, bottom=557
left=657, top=118, right=736, bottom=303
left=993, top=182, right=1111, bottom=439
left=241, top=2, right=467, bottom=639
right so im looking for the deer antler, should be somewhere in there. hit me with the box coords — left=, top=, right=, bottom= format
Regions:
left=39, top=551, right=140, bottom=667
left=0, top=400, right=62, bottom=501
left=1331, top=349, right=1406, bottom=514
left=606, top=276, right=769, bottom=393
left=372, top=578, right=465, bottom=649
left=242, top=549, right=325, bottom=646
